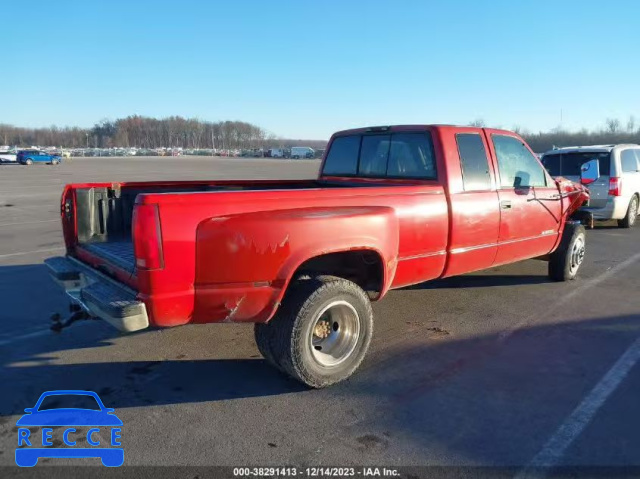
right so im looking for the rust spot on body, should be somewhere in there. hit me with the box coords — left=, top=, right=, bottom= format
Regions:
left=223, top=295, right=246, bottom=322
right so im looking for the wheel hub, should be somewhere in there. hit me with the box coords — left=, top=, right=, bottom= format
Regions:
left=310, top=301, right=360, bottom=367
left=314, top=318, right=332, bottom=339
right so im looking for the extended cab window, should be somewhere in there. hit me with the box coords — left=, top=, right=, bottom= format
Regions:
left=323, top=131, right=436, bottom=179
left=456, top=133, right=491, bottom=190
left=493, top=135, right=547, bottom=188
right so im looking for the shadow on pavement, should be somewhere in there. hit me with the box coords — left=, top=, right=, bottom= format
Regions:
left=404, top=273, right=551, bottom=290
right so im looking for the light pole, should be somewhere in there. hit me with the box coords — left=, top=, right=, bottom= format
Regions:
left=85, top=133, right=89, bottom=149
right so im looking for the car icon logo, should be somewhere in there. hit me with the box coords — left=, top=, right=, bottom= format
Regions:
left=15, top=390, right=123, bottom=467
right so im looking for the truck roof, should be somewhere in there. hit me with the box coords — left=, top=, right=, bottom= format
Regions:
left=331, top=124, right=517, bottom=137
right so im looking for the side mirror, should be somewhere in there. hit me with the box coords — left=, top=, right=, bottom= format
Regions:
left=24, top=408, right=33, bottom=413
left=580, top=159, right=600, bottom=185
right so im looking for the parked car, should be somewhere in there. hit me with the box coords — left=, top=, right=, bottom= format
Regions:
left=45, top=125, right=590, bottom=388
left=0, top=149, right=17, bottom=163
left=17, top=149, right=62, bottom=165
left=541, top=144, right=640, bottom=228
left=291, top=146, right=315, bottom=159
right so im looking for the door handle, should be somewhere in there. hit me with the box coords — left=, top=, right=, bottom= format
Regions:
left=500, top=200, right=512, bottom=209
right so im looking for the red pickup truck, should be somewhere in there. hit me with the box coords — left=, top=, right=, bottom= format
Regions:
left=46, top=125, right=592, bottom=387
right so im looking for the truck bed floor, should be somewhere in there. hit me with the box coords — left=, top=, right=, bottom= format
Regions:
left=81, top=240, right=135, bottom=273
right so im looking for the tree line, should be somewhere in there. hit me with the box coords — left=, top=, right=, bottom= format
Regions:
left=1, top=115, right=639, bottom=152
left=0, top=116, right=278, bottom=150
left=469, top=117, right=640, bottom=153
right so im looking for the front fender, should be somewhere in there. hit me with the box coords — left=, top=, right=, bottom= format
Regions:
left=193, top=206, right=399, bottom=323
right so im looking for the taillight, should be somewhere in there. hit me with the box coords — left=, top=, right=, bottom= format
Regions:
left=609, top=177, right=622, bottom=196
left=132, top=204, right=164, bottom=270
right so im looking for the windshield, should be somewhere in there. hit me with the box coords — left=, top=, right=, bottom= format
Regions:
left=541, top=152, right=611, bottom=177
left=37, top=394, right=101, bottom=411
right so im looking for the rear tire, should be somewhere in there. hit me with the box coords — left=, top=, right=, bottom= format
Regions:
left=254, top=322, right=282, bottom=372
left=51, top=159, right=59, bottom=165
left=549, top=224, right=586, bottom=281
left=617, top=195, right=638, bottom=228
left=260, top=276, right=373, bottom=388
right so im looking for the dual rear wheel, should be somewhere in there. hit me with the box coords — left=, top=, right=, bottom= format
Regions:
left=254, top=276, right=373, bottom=388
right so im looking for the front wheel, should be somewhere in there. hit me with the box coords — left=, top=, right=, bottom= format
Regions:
left=260, top=276, right=373, bottom=388
left=25, top=158, right=33, bottom=165
left=617, top=195, right=638, bottom=228
left=549, top=224, right=586, bottom=281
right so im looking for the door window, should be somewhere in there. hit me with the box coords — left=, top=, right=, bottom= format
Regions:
left=492, top=135, right=547, bottom=187
left=456, top=133, right=492, bottom=190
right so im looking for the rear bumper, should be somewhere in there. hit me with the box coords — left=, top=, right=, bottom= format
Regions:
left=45, top=256, right=149, bottom=332
left=582, top=196, right=629, bottom=220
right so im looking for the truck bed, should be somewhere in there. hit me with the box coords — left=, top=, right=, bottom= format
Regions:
left=81, top=241, right=135, bottom=273
left=69, top=179, right=358, bottom=279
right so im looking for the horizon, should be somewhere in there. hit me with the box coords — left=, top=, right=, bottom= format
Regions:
left=2, top=0, right=640, bottom=139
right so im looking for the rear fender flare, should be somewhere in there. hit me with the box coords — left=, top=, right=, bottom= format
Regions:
left=194, top=205, right=399, bottom=322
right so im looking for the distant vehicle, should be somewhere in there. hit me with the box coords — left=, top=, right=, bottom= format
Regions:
left=269, top=148, right=285, bottom=158
left=17, top=150, right=62, bottom=165
left=541, top=144, right=640, bottom=228
left=290, top=146, right=315, bottom=159
left=0, top=149, right=17, bottom=163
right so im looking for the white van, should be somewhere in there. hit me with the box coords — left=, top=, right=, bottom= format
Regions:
left=290, top=147, right=314, bottom=159
left=269, top=148, right=285, bottom=158
left=541, top=144, right=640, bottom=227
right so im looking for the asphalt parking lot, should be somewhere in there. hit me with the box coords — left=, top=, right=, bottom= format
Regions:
left=1, top=157, right=639, bottom=475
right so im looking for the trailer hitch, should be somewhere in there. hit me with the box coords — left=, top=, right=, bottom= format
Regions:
left=50, top=305, right=95, bottom=332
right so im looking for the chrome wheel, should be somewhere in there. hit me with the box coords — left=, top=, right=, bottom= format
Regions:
left=310, top=300, right=360, bottom=367
left=569, top=235, right=585, bottom=276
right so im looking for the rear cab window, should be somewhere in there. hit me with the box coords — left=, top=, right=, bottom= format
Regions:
left=322, top=130, right=437, bottom=180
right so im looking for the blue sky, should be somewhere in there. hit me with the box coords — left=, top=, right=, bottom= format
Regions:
left=2, top=0, right=639, bottom=139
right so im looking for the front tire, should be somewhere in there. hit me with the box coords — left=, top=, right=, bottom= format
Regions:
left=549, top=224, right=586, bottom=281
left=260, top=276, right=373, bottom=388
left=25, top=158, right=33, bottom=165
left=617, top=195, right=638, bottom=228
